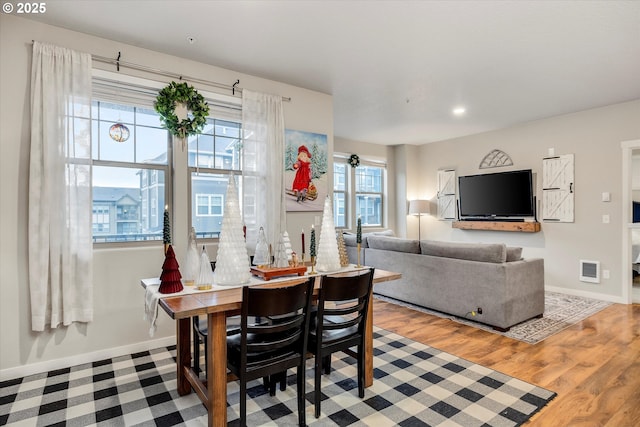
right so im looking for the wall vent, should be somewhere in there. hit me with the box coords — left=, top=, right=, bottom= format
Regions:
left=579, top=260, right=600, bottom=283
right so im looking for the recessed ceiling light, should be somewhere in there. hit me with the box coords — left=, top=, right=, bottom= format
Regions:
left=453, top=107, right=466, bottom=116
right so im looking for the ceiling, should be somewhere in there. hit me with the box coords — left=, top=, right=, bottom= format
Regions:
left=24, top=1, right=640, bottom=145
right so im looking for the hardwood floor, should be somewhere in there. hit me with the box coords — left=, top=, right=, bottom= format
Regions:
left=372, top=298, right=640, bottom=427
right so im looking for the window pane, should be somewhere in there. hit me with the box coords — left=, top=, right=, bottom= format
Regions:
left=136, top=126, right=169, bottom=164
left=334, top=192, right=346, bottom=228
left=136, top=107, right=162, bottom=127
left=188, top=118, right=241, bottom=170
left=356, top=166, right=382, bottom=192
left=99, top=102, right=135, bottom=124
left=191, top=173, right=231, bottom=239
left=334, top=163, right=346, bottom=191
left=215, top=120, right=240, bottom=137
left=98, top=121, right=135, bottom=162
left=92, top=166, right=165, bottom=243
left=356, top=194, right=382, bottom=227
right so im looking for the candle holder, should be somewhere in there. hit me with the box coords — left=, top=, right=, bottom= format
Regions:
left=301, top=253, right=305, bottom=266
left=310, top=256, right=317, bottom=275
left=357, top=243, right=362, bottom=268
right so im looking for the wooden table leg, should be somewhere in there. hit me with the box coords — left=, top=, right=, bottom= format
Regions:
left=364, top=292, right=374, bottom=387
left=176, top=317, right=192, bottom=395
left=207, top=311, right=227, bottom=427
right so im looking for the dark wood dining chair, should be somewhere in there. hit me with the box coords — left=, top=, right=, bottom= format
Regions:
left=308, top=268, right=375, bottom=418
left=227, top=279, right=314, bottom=427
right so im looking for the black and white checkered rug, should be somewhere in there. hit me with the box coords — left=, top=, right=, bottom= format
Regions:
left=1, top=327, right=555, bottom=426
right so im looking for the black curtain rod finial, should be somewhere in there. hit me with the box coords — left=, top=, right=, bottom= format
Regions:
left=232, top=79, right=240, bottom=95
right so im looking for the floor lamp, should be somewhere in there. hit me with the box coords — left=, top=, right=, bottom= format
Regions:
left=408, top=200, right=431, bottom=240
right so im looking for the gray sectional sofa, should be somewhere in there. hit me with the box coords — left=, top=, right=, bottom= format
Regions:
left=344, top=233, right=544, bottom=331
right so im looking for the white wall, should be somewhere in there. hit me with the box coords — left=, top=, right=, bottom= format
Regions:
left=416, top=101, right=640, bottom=301
left=0, top=14, right=332, bottom=376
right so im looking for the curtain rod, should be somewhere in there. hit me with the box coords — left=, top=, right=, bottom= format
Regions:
left=31, top=41, right=291, bottom=102
left=92, top=54, right=291, bottom=102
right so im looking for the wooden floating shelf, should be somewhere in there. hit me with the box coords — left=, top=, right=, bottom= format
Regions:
left=452, top=221, right=541, bottom=233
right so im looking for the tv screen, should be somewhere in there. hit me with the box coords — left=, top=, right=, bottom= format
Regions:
left=458, top=169, right=535, bottom=219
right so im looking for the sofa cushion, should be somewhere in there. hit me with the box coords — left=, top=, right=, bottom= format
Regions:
left=371, top=229, right=395, bottom=237
left=343, top=233, right=366, bottom=247
left=367, top=236, right=421, bottom=254
left=506, top=246, right=523, bottom=262
left=343, top=229, right=395, bottom=248
left=420, top=240, right=507, bottom=263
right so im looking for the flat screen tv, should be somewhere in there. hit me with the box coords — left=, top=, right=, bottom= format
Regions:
left=458, top=169, right=535, bottom=220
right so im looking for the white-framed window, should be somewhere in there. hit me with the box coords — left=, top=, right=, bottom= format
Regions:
left=90, top=81, right=171, bottom=244
left=333, top=154, right=386, bottom=229
left=355, top=165, right=384, bottom=227
left=187, top=105, right=242, bottom=239
left=90, top=70, right=244, bottom=244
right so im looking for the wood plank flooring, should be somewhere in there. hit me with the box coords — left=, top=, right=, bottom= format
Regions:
left=372, top=298, right=640, bottom=427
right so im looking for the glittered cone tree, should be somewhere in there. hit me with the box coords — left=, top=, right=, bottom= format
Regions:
left=316, top=196, right=341, bottom=272
left=274, top=233, right=289, bottom=268
left=182, top=227, right=200, bottom=286
left=253, top=227, right=269, bottom=266
left=196, top=246, right=214, bottom=290
left=336, top=231, right=350, bottom=267
left=215, top=175, right=251, bottom=285
left=159, top=245, right=183, bottom=294
left=282, top=231, right=293, bottom=262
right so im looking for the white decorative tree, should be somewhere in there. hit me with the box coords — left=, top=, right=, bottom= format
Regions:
left=282, top=231, right=293, bottom=261
left=274, top=233, right=289, bottom=267
left=253, top=226, right=269, bottom=266
left=316, top=196, right=342, bottom=272
left=215, top=175, right=251, bottom=285
left=182, top=227, right=200, bottom=286
left=196, top=246, right=214, bottom=290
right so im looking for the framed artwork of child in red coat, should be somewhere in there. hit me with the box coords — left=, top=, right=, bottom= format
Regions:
left=284, top=129, right=328, bottom=212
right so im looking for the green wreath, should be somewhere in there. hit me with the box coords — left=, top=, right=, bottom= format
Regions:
left=349, top=154, right=360, bottom=168
left=154, top=81, right=210, bottom=139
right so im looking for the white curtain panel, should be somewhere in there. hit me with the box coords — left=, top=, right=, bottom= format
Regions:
left=29, top=42, right=93, bottom=331
left=241, top=90, right=286, bottom=250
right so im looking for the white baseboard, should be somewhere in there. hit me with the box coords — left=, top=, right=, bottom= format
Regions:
left=545, top=286, right=626, bottom=304
left=0, top=336, right=176, bottom=382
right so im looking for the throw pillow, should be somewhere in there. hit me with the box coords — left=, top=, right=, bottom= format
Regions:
left=506, top=247, right=523, bottom=262
left=420, top=240, right=507, bottom=263
left=367, top=236, right=421, bottom=254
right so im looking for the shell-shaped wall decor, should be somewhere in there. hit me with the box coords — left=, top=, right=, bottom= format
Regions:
left=479, top=149, right=513, bottom=169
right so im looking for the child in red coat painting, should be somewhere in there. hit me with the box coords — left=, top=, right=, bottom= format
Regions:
left=292, top=145, right=312, bottom=202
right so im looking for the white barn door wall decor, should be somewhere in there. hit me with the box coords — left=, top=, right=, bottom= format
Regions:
left=542, top=154, right=574, bottom=222
left=437, top=169, right=456, bottom=220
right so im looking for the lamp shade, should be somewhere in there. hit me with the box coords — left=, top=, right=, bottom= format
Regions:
left=408, top=199, right=431, bottom=215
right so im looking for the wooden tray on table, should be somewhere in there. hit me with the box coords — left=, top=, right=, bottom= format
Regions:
left=250, top=265, right=308, bottom=281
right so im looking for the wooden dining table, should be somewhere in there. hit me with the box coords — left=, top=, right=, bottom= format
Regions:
left=141, top=268, right=401, bottom=427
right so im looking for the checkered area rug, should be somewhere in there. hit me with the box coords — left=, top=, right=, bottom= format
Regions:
left=376, top=292, right=612, bottom=345
left=1, top=327, right=555, bottom=426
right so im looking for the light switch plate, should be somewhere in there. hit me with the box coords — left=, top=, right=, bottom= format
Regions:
left=602, top=192, right=611, bottom=202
